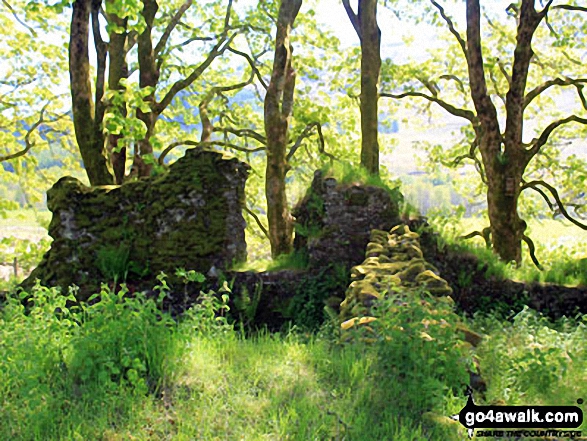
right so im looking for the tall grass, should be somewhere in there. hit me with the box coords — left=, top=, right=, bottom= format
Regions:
left=0, top=273, right=585, bottom=440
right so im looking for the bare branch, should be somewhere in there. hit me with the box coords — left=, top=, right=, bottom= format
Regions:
left=223, top=0, right=233, bottom=30
left=287, top=122, right=320, bottom=161
left=489, top=69, right=507, bottom=106
left=154, top=0, right=193, bottom=62
left=497, top=59, right=511, bottom=85
left=526, top=114, right=587, bottom=159
left=0, top=103, right=68, bottom=162
left=461, top=227, right=492, bottom=248
left=227, top=47, right=269, bottom=90
left=1, top=0, right=36, bottom=35
left=213, top=127, right=267, bottom=145
left=287, top=122, right=338, bottom=164
left=199, top=71, right=255, bottom=143
left=524, top=77, right=587, bottom=109
left=575, top=84, right=587, bottom=110
left=430, top=0, right=468, bottom=62
left=155, top=32, right=239, bottom=114
left=521, top=180, right=587, bottom=230
left=158, top=140, right=265, bottom=165
left=244, top=206, right=269, bottom=239
left=380, top=90, right=475, bottom=122
left=552, top=4, right=587, bottom=13
left=342, top=0, right=361, bottom=38
left=438, top=74, right=466, bottom=95
left=522, top=234, right=543, bottom=270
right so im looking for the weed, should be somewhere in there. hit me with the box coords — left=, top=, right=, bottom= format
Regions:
left=366, top=288, right=471, bottom=415
left=95, top=245, right=130, bottom=286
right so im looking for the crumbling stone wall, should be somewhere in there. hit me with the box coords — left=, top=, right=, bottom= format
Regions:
left=339, top=224, right=484, bottom=393
left=340, top=224, right=453, bottom=321
left=23, top=148, right=250, bottom=300
left=293, top=170, right=401, bottom=270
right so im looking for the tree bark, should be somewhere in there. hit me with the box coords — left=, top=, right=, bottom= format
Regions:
left=106, top=7, right=129, bottom=184
left=69, top=0, right=114, bottom=186
left=133, top=0, right=160, bottom=178
left=264, top=0, right=302, bottom=258
left=465, top=0, right=546, bottom=264
left=359, top=0, right=381, bottom=175
left=343, top=0, right=381, bottom=175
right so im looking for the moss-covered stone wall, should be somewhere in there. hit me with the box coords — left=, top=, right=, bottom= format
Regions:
left=23, top=148, right=250, bottom=299
left=340, top=224, right=453, bottom=321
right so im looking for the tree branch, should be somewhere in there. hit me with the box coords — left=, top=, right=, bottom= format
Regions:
left=1, top=0, right=36, bottom=35
left=524, top=77, right=587, bottom=109
left=199, top=71, right=255, bottom=143
left=526, top=115, right=587, bottom=160
left=342, top=0, right=361, bottom=38
left=154, top=0, right=193, bottom=64
left=0, top=103, right=67, bottom=162
left=227, top=46, right=269, bottom=90
left=521, top=180, right=587, bottom=230
left=461, top=227, right=492, bottom=248
left=430, top=0, right=468, bottom=62
left=244, top=205, right=269, bottom=239
left=158, top=140, right=265, bottom=165
left=380, top=90, right=475, bottom=122
left=522, top=234, right=542, bottom=270
left=155, top=32, right=238, bottom=114
left=213, top=127, right=267, bottom=145
left=552, top=4, right=587, bottom=13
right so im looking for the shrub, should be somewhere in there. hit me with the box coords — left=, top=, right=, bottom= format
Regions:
left=364, top=288, right=471, bottom=415
left=65, top=279, right=176, bottom=395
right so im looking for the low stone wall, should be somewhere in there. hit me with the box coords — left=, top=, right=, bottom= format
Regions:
left=340, top=224, right=453, bottom=321
left=413, top=221, right=587, bottom=319
left=22, top=148, right=250, bottom=300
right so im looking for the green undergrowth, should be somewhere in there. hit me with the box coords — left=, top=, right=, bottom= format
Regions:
left=322, top=161, right=404, bottom=203
left=232, top=250, right=309, bottom=273
left=0, top=273, right=585, bottom=440
left=471, top=307, right=587, bottom=421
left=428, top=215, right=587, bottom=287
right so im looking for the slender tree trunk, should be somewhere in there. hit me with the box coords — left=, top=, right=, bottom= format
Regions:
left=133, top=0, right=160, bottom=178
left=343, top=0, right=381, bottom=175
left=358, top=0, right=381, bottom=175
left=69, top=0, right=113, bottom=186
left=106, top=9, right=129, bottom=184
left=264, top=0, right=302, bottom=258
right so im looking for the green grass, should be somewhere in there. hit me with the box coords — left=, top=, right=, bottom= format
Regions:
left=1, top=274, right=585, bottom=440
left=431, top=216, right=587, bottom=286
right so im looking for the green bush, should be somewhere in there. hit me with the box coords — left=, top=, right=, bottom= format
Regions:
left=365, top=288, right=471, bottom=415
left=66, top=280, right=176, bottom=395
left=474, top=307, right=587, bottom=407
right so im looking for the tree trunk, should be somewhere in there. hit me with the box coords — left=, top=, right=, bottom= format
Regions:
left=465, top=0, right=531, bottom=264
left=69, top=0, right=113, bottom=186
left=343, top=0, right=381, bottom=175
left=133, top=0, right=160, bottom=178
left=264, top=0, right=302, bottom=258
left=358, top=0, right=381, bottom=175
left=485, top=156, right=526, bottom=264
left=106, top=8, right=129, bottom=184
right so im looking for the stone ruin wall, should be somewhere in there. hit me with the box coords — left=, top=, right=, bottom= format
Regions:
left=23, top=148, right=250, bottom=300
